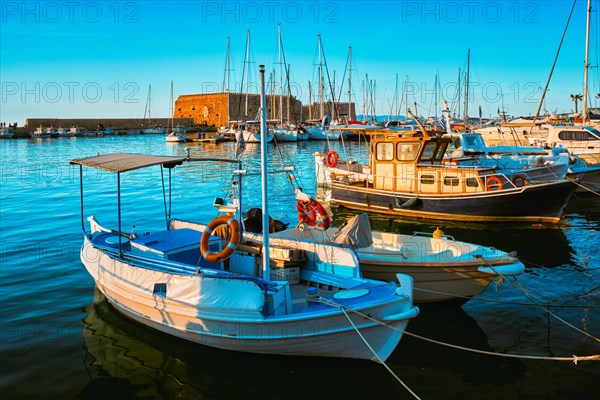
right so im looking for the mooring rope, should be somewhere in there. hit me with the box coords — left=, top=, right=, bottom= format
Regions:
left=318, top=298, right=600, bottom=364
left=479, top=257, right=600, bottom=343
left=413, top=287, right=600, bottom=309
left=339, top=306, right=421, bottom=400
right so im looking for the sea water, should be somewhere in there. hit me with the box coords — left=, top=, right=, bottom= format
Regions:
left=1, top=136, right=598, bottom=399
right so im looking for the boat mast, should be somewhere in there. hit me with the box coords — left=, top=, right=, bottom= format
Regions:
left=258, top=64, right=270, bottom=281
left=278, top=24, right=283, bottom=125
left=405, top=76, right=409, bottom=122
left=223, top=37, right=231, bottom=92
left=318, top=35, right=324, bottom=118
left=457, top=68, right=461, bottom=119
left=583, top=0, right=592, bottom=122
left=348, top=46, right=353, bottom=120
left=170, top=80, right=174, bottom=132
left=464, top=49, right=470, bottom=127
left=287, top=63, right=291, bottom=123
left=434, top=73, right=439, bottom=121
left=244, top=30, right=251, bottom=117
left=308, top=80, right=312, bottom=120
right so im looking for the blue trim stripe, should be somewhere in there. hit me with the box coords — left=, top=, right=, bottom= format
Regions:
left=204, top=226, right=213, bottom=235
left=227, top=217, right=235, bottom=225
left=227, top=242, right=237, bottom=250
left=205, top=250, right=213, bottom=256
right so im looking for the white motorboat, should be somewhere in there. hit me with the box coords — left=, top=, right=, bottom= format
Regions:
left=240, top=209, right=524, bottom=303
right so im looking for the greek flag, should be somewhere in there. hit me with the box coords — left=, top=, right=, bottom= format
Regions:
left=440, top=115, right=447, bottom=132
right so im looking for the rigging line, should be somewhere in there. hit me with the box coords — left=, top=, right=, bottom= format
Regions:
left=335, top=50, right=350, bottom=106
left=479, top=256, right=600, bottom=343
left=533, top=0, right=577, bottom=124
left=339, top=307, right=422, bottom=400
left=413, top=287, right=600, bottom=308
left=320, top=298, right=600, bottom=364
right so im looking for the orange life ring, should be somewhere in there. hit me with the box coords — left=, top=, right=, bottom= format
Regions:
left=512, top=174, right=528, bottom=188
left=485, top=175, right=503, bottom=191
left=296, top=199, right=331, bottom=230
left=200, top=215, right=240, bottom=263
left=326, top=150, right=339, bottom=168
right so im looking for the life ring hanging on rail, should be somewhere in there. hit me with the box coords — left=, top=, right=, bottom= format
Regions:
left=511, top=174, right=528, bottom=188
left=326, top=150, right=339, bottom=168
left=200, top=215, right=240, bottom=263
left=485, top=175, right=504, bottom=191
left=296, top=199, right=331, bottom=230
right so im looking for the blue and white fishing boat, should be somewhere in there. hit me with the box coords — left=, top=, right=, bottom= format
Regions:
left=72, top=65, right=418, bottom=362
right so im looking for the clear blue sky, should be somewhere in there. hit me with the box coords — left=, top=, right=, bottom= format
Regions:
left=1, top=0, right=597, bottom=125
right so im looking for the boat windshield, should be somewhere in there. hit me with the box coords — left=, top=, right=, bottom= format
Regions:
left=584, top=127, right=600, bottom=139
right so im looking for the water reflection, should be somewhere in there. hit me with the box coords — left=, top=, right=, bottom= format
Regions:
left=81, top=288, right=402, bottom=399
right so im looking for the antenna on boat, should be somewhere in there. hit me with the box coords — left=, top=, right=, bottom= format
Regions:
left=259, top=64, right=271, bottom=281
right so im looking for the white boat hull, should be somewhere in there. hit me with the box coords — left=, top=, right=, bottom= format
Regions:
left=81, top=234, right=416, bottom=361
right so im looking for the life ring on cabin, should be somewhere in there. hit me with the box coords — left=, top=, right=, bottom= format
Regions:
left=200, top=215, right=240, bottom=263
left=296, top=199, right=331, bottom=230
left=485, top=175, right=504, bottom=191
left=326, top=150, right=339, bottom=168
left=511, top=174, right=528, bottom=188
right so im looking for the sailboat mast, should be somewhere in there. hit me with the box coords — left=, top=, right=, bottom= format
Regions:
left=223, top=37, right=231, bottom=92
left=278, top=24, right=283, bottom=125
left=308, top=81, right=312, bottom=120
left=405, top=76, right=409, bottom=121
left=258, top=64, right=270, bottom=280
left=170, top=81, right=174, bottom=132
left=318, top=35, right=324, bottom=118
left=245, top=30, right=250, bottom=117
left=457, top=68, right=461, bottom=119
left=348, top=46, right=353, bottom=120
left=583, top=0, right=592, bottom=122
left=287, top=64, right=291, bottom=123
left=434, top=74, right=439, bottom=121
left=464, top=49, right=470, bottom=127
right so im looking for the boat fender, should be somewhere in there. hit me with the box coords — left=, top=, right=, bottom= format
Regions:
left=511, top=174, right=528, bottom=188
left=296, top=199, right=331, bottom=230
left=485, top=175, right=503, bottom=191
left=326, top=150, right=339, bottom=168
left=395, top=197, right=419, bottom=209
left=200, top=215, right=240, bottom=263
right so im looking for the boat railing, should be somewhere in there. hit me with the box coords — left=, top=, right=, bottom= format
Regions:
left=367, top=170, right=526, bottom=192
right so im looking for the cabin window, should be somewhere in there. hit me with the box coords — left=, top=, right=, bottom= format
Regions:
left=558, top=130, right=596, bottom=141
left=420, top=174, right=435, bottom=185
left=443, top=176, right=459, bottom=186
left=396, top=142, right=420, bottom=161
left=466, top=177, right=479, bottom=187
left=434, top=142, right=448, bottom=160
left=376, top=142, right=394, bottom=161
left=420, top=141, right=438, bottom=161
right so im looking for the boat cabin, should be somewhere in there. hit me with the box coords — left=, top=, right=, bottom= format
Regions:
left=368, top=132, right=503, bottom=194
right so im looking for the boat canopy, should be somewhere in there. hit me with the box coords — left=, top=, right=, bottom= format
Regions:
left=70, top=153, right=185, bottom=172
